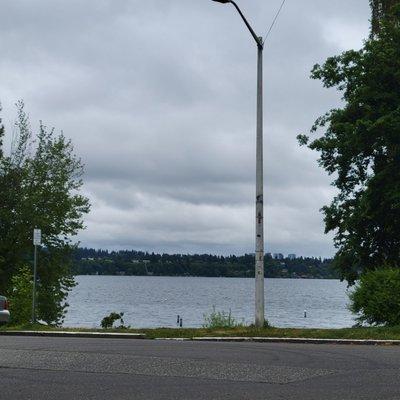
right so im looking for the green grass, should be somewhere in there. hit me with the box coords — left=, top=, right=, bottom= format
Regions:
left=2, top=323, right=400, bottom=340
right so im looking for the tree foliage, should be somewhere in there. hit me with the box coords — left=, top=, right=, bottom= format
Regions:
left=72, top=248, right=338, bottom=279
left=350, top=268, right=400, bottom=326
left=0, top=102, right=90, bottom=325
left=370, top=0, right=399, bottom=35
left=298, top=5, right=400, bottom=284
left=101, top=312, right=126, bottom=329
left=8, top=266, right=33, bottom=325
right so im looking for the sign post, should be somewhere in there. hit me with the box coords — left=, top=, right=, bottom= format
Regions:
left=32, top=229, right=41, bottom=323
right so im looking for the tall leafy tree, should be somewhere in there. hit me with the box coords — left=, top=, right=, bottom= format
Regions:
left=0, top=102, right=90, bottom=324
left=370, top=0, right=399, bottom=35
left=298, top=2, right=400, bottom=284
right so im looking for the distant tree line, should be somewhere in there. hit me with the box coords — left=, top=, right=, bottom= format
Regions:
left=72, top=248, right=338, bottom=279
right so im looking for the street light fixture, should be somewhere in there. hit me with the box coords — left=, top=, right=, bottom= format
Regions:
left=212, top=0, right=265, bottom=328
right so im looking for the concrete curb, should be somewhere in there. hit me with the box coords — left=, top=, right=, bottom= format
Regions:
left=0, top=331, right=146, bottom=339
left=1, top=332, right=399, bottom=345
left=155, top=337, right=400, bottom=345
left=191, top=337, right=400, bottom=346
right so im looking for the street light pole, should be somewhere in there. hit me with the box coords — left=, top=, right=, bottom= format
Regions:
left=32, top=228, right=41, bottom=324
left=255, top=39, right=264, bottom=329
left=32, top=243, right=38, bottom=323
left=212, top=0, right=265, bottom=327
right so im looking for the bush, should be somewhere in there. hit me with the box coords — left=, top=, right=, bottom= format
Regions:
left=8, top=266, right=33, bottom=325
left=202, top=306, right=242, bottom=329
left=349, top=268, right=400, bottom=326
left=101, top=312, right=126, bottom=329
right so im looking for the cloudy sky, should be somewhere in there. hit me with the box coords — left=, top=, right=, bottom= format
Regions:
left=0, top=0, right=370, bottom=257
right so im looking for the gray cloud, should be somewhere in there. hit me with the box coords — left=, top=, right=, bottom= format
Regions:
left=0, top=0, right=370, bottom=257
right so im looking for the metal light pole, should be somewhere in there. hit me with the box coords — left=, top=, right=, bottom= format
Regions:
left=32, top=228, right=42, bottom=324
left=212, top=0, right=265, bottom=327
left=32, top=244, right=38, bottom=323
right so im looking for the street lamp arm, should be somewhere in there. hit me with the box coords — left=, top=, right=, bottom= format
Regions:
left=229, top=1, right=263, bottom=48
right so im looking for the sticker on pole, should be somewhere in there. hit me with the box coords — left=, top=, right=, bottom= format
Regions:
left=33, top=229, right=42, bottom=246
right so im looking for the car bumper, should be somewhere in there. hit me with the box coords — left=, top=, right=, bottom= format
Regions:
left=0, top=310, right=10, bottom=323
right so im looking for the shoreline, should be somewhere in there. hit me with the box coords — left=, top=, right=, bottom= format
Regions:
left=73, top=275, right=341, bottom=280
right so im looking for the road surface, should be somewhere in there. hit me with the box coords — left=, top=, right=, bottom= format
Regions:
left=0, top=336, right=399, bottom=399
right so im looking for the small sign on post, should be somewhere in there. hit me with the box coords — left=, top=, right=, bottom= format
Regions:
left=33, top=229, right=42, bottom=246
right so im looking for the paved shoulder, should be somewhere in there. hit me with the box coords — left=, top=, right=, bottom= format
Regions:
left=0, top=337, right=399, bottom=400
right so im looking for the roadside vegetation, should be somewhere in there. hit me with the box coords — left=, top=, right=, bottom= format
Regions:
left=3, top=323, right=400, bottom=341
left=2, top=305, right=399, bottom=341
left=0, top=102, right=90, bottom=326
left=101, top=312, right=129, bottom=329
left=202, top=306, right=242, bottom=329
left=350, top=269, right=400, bottom=327
left=298, top=1, right=400, bottom=326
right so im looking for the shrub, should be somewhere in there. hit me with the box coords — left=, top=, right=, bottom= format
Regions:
left=8, top=266, right=33, bottom=325
left=202, top=306, right=242, bottom=329
left=349, top=268, right=400, bottom=326
left=101, top=312, right=126, bottom=329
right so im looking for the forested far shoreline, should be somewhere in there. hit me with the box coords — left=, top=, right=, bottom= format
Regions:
left=72, top=248, right=339, bottom=279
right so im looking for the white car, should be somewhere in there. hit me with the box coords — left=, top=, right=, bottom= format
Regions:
left=0, top=296, right=10, bottom=325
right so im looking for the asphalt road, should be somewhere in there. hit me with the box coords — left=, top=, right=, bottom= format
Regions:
left=0, top=336, right=400, bottom=400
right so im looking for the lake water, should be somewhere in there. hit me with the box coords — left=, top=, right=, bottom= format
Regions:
left=63, top=276, right=355, bottom=329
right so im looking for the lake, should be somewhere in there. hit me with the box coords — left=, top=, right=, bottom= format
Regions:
left=63, top=276, right=355, bottom=329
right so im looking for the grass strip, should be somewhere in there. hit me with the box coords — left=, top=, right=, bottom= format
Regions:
left=3, top=324, right=400, bottom=340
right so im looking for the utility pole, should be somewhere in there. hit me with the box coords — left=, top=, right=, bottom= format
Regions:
left=32, top=228, right=41, bottom=323
left=255, top=38, right=264, bottom=328
left=212, top=0, right=265, bottom=327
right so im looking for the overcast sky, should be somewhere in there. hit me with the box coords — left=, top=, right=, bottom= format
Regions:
left=0, top=0, right=370, bottom=257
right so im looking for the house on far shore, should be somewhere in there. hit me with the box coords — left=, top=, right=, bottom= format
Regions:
left=273, top=253, right=284, bottom=260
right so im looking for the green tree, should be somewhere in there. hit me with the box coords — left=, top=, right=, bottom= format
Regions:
left=298, top=3, right=400, bottom=284
left=370, top=0, right=399, bottom=35
left=350, top=268, right=400, bottom=326
left=0, top=101, right=90, bottom=325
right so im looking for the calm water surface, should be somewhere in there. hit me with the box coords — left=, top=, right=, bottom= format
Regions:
left=64, top=276, right=355, bottom=329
